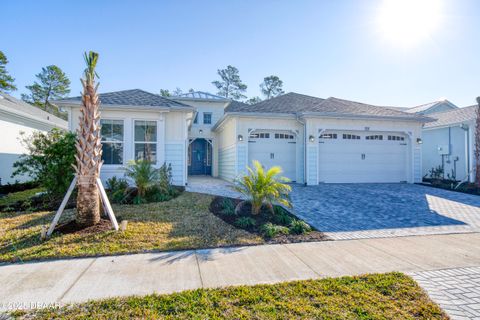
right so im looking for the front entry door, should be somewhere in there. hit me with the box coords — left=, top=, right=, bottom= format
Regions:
left=189, top=139, right=212, bottom=175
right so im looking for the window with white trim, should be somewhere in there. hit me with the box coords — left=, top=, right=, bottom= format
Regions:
left=100, top=119, right=124, bottom=165
left=343, top=134, right=361, bottom=140
left=388, top=135, right=405, bottom=141
left=134, top=120, right=157, bottom=163
left=203, top=112, right=212, bottom=124
left=319, top=133, right=337, bottom=139
left=366, top=135, right=383, bottom=140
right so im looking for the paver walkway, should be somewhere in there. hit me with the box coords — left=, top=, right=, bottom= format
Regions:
left=1, top=232, right=479, bottom=318
left=411, top=266, right=480, bottom=320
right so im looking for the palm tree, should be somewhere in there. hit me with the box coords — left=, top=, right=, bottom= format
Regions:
left=234, top=160, right=292, bottom=215
left=475, top=97, right=480, bottom=187
left=74, top=51, right=102, bottom=227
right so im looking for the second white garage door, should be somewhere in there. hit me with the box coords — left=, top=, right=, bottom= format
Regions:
left=248, top=131, right=297, bottom=181
left=318, top=131, right=408, bottom=183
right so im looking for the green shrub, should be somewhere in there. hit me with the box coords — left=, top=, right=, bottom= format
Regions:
left=105, top=177, right=129, bottom=204
left=221, top=198, right=236, bottom=216
left=123, top=161, right=178, bottom=204
left=12, top=128, right=76, bottom=198
left=234, top=216, right=256, bottom=228
left=289, top=219, right=312, bottom=235
left=272, top=206, right=293, bottom=225
left=260, top=223, right=289, bottom=238
left=234, top=160, right=291, bottom=215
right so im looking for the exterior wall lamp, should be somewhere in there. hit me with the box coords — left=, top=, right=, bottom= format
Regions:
left=199, top=129, right=203, bottom=134
left=416, top=138, right=423, bottom=144
left=309, top=135, right=315, bottom=142
left=238, top=134, right=244, bottom=141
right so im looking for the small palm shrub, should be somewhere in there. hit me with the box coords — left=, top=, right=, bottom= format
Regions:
left=234, top=160, right=291, bottom=215
left=235, top=216, right=256, bottom=228
left=260, top=223, right=289, bottom=238
left=123, top=161, right=178, bottom=204
left=124, top=160, right=159, bottom=201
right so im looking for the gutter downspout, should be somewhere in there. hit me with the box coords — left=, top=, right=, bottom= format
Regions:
left=296, top=114, right=307, bottom=186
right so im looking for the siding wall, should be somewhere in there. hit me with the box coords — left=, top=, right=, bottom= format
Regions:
left=422, top=125, right=472, bottom=181
left=217, top=118, right=237, bottom=181
left=165, top=143, right=186, bottom=185
left=218, top=145, right=236, bottom=181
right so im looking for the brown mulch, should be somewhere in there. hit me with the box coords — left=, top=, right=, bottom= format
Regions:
left=209, top=196, right=329, bottom=243
left=55, top=218, right=115, bottom=235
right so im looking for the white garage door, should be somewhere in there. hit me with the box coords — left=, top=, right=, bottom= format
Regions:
left=248, top=131, right=297, bottom=181
left=318, top=131, right=408, bottom=183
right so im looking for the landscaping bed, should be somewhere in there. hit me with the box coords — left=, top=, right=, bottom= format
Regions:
left=421, top=178, right=480, bottom=196
left=13, top=272, right=447, bottom=319
left=209, top=196, right=328, bottom=243
left=0, top=192, right=263, bottom=263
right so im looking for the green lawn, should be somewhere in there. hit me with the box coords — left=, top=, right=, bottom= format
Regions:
left=0, top=192, right=262, bottom=263
left=0, top=187, right=44, bottom=207
left=13, top=272, right=447, bottom=320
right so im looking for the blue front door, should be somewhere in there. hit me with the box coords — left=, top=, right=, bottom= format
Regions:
left=189, top=139, right=212, bottom=175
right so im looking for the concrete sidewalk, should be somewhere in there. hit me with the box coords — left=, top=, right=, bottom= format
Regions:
left=1, top=233, right=479, bottom=313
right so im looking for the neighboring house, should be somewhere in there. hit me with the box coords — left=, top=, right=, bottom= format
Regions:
left=0, top=92, right=68, bottom=184
left=57, top=89, right=428, bottom=186
left=419, top=105, right=477, bottom=182
left=404, top=99, right=458, bottom=115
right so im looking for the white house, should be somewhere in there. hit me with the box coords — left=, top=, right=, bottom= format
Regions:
left=0, top=92, right=68, bottom=184
left=57, top=89, right=428, bottom=186
left=407, top=100, right=477, bottom=182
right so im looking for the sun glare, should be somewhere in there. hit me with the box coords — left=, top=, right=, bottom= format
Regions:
left=376, top=0, right=443, bottom=48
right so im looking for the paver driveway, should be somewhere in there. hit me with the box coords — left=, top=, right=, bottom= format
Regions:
left=291, top=183, right=480, bottom=240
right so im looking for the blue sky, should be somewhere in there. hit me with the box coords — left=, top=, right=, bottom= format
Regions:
left=3, top=0, right=479, bottom=107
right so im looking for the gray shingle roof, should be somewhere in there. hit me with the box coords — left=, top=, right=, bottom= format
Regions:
left=56, top=89, right=192, bottom=109
left=0, top=91, right=68, bottom=128
left=226, top=92, right=426, bottom=120
left=424, top=105, right=477, bottom=128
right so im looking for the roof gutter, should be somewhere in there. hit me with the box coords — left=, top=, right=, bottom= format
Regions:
left=54, top=101, right=194, bottom=112
left=298, top=112, right=433, bottom=123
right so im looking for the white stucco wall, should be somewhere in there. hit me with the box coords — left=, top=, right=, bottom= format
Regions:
left=69, top=107, right=189, bottom=186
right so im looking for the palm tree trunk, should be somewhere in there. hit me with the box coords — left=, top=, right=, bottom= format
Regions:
left=75, top=77, right=102, bottom=227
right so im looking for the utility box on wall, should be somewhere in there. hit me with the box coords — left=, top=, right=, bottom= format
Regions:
left=437, top=144, right=450, bottom=155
